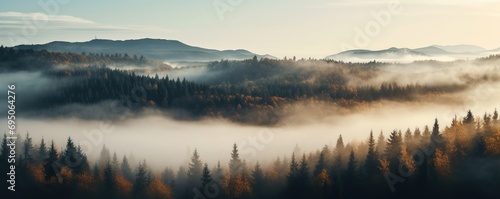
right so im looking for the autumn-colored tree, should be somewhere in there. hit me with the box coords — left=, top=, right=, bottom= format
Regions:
left=225, top=144, right=251, bottom=199
left=315, top=169, right=331, bottom=199
left=485, top=129, right=500, bottom=155
left=146, top=178, right=173, bottom=199
left=115, top=174, right=134, bottom=198
left=433, top=149, right=451, bottom=177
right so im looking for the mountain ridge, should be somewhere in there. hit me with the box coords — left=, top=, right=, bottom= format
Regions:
left=15, top=38, right=277, bottom=62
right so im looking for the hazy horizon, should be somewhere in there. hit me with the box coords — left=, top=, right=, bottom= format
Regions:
left=1, top=0, right=500, bottom=58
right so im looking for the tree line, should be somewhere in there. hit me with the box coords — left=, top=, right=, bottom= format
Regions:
left=1, top=109, right=500, bottom=199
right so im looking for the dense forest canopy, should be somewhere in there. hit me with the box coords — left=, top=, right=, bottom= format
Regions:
left=3, top=47, right=499, bottom=125
left=2, top=110, right=500, bottom=199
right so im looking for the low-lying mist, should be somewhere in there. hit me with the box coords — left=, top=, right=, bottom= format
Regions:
left=8, top=82, right=499, bottom=172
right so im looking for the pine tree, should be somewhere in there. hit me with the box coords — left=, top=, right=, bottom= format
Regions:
left=93, top=163, right=100, bottom=179
left=212, top=160, right=224, bottom=181
left=376, top=131, right=386, bottom=154
left=44, top=141, right=60, bottom=182
left=298, top=154, right=310, bottom=189
left=404, top=128, right=413, bottom=145
left=23, top=133, right=34, bottom=165
left=99, top=145, right=111, bottom=165
left=103, top=162, right=116, bottom=196
left=313, top=151, right=326, bottom=177
left=493, top=109, right=498, bottom=122
left=201, top=163, right=212, bottom=188
left=413, top=127, right=422, bottom=141
left=37, top=138, right=48, bottom=164
left=251, top=162, right=264, bottom=196
left=286, top=153, right=299, bottom=191
left=112, top=152, right=120, bottom=172
left=345, top=150, right=358, bottom=198
left=188, top=149, right=203, bottom=189
left=336, top=135, right=345, bottom=152
left=121, top=155, right=133, bottom=181
left=365, top=131, right=378, bottom=176
left=463, top=110, right=475, bottom=125
left=385, top=130, right=403, bottom=172
left=161, top=166, right=175, bottom=187
left=229, top=144, right=242, bottom=175
left=134, top=160, right=151, bottom=198
left=60, top=137, right=78, bottom=171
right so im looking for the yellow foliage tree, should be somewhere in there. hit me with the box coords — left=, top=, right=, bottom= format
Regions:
left=485, top=129, right=500, bottom=155
left=75, top=172, right=96, bottom=192
left=225, top=174, right=251, bottom=199
left=434, top=149, right=451, bottom=177
left=115, top=175, right=133, bottom=197
left=146, top=178, right=174, bottom=199
left=378, top=159, right=390, bottom=174
left=400, top=146, right=416, bottom=175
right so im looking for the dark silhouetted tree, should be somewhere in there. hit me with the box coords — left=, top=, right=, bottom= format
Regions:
left=365, top=131, right=378, bottom=176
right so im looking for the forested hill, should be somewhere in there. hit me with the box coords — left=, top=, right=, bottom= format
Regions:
left=14, top=38, right=276, bottom=61
left=0, top=46, right=171, bottom=72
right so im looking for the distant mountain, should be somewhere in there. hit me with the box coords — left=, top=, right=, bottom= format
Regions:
left=326, top=47, right=428, bottom=61
left=489, top=47, right=500, bottom=53
left=15, top=38, right=277, bottom=62
left=433, top=44, right=486, bottom=53
left=413, top=46, right=452, bottom=55
left=326, top=44, right=500, bottom=62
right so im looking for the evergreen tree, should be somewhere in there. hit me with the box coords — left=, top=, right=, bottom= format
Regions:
left=251, top=162, right=265, bottom=196
left=335, top=134, right=345, bottom=152
left=212, top=160, right=224, bottom=181
left=404, top=128, right=413, bottom=144
left=201, top=163, right=212, bottom=188
left=413, top=127, right=422, bottom=141
left=23, top=133, right=34, bottom=165
left=161, top=166, right=175, bottom=187
left=376, top=131, right=386, bottom=154
left=103, top=162, right=116, bottom=197
left=121, top=155, right=133, bottom=181
left=60, top=137, right=78, bottom=171
left=298, top=153, right=311, bottom=191
left=93, top=163, right=100, bottom=179
left=313, top=151, right=326, bottom=177
left=37, top=138, right=48, bottom=164
left=111, top=152, right=120, bottom=174
left=385, top=130, right=403, bottom=172
left=134, top=160, right=151, bottom=198
left=431, top=119, right=441, bottom=141
left=365, top=131, right=378, bottom=176
left=463, top=110, right=475, bottom=125
left=44, top=141, right=60, bottom=182
left=188, top=149, right=203, bottom=189
left=493, top=109, right=498, bottom=122
left=229, top=144, right=242, bottom=175
left=344, top=150, right=358, bottom=198
left=286, top=153, right=299, bottom=191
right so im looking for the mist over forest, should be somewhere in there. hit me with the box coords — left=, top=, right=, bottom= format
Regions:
left=1, top=45, right=500, bottom=199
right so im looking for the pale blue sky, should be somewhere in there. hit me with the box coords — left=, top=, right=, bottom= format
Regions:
left=0, top=0, right=499, bottom=58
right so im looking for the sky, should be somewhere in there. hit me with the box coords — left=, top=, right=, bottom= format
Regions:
left=0, top=0, right=499, bottom=58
